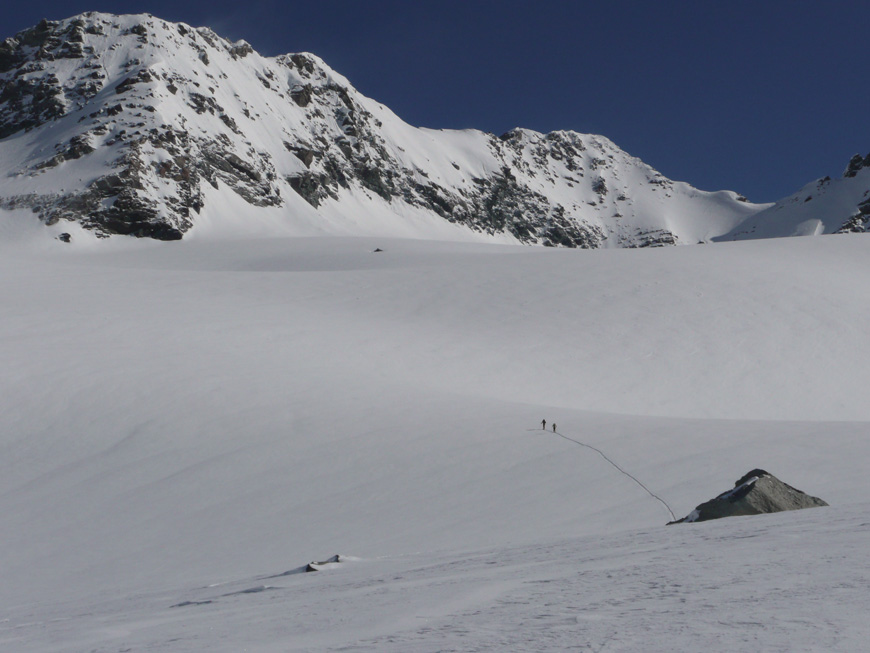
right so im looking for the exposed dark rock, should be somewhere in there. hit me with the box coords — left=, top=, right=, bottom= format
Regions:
left=410, top=181, right=457, bottom=219
left=0, top=38, right=23, bottom=73
left=843, top=153, right=870, bottom=178
left=631, top=229, right=678, bottom=248
left=33, top=133, right=95, bottom=169
left=114, top=68, right=153, bottom=94
left=592, top=177, right=607, bottom=195
left=357, top=164, right=393, bottom=200
left=835, top=198, right=870, bottom=234
left=18, top=19, right=58, bottom=49
left=306, top=554, right=344, bottom=572
left=541, top=206, right=604, bottom=248
left=287, top=171, right=337, bottom=207
left=288, top=53, right=316, bottom=75
left=0, top=74, right=65, bottom=138
left=64, top=133, right=95, bottom=159
left=333, top=85, right=354, bottom=110
left=285, top=143, right=316, bottom=168
left=188, top=92, right=220, bottom=115
left=219, top=113, right=240, bottom=134
left=290, top=84, right=312, bottom=107
left=171, top=600, right=214, bottom=608
left=670, top=469, right=828, bottom=524
left=229, top=41, right=253, bottom=58
left=835, top=214, right=867, bottom=234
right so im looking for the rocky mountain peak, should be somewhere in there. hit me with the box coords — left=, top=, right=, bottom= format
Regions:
left=844, top=152, right=870, bottom=178
left=1, top=12, right=766, bottom=244
left=718, top=150, right=870, bottom=241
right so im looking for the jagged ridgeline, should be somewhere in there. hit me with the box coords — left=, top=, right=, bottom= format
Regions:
left=0, top=12, right=765, bottom=243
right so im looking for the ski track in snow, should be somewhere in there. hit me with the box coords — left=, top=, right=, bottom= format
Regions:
left=546, top=428, right=677, bottom=522
left=1, top=234, right=870, bottom=650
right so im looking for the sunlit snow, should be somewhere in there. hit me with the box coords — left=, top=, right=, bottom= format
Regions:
left=1, top=231, right=869, bottom=651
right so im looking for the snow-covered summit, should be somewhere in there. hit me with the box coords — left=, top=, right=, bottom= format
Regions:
left=718, top=152, right=870, bottom=241
left=0, top=12, right=768, bottom=245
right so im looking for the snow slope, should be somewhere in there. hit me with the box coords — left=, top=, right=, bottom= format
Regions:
left=1, top=233, right=870, bottom=651
left=720, top=156, right=870, bottom=240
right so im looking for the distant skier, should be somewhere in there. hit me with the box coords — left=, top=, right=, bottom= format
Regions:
left=553, top=423, right=557, bottom=433
left=541, top=419, right=546, bottom=430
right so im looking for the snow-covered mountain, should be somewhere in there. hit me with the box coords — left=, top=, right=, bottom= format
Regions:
left=718, top=152, right=870, bottom=241
left=0, top=12, right=767, bottom=246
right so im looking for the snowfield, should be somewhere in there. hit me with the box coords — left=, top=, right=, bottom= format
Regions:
left=1, top=231, right=869, bottom=651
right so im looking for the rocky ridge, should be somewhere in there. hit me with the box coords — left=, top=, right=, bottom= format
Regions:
left=1, top=13, right=767, bottom=244
left=718, top=152, right=870, bottom=241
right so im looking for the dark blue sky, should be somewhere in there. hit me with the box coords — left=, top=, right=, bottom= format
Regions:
left=4, top=1, right=869, bottom=202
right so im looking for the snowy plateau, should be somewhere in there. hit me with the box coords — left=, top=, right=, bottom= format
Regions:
left=2, top=11, right=870, bottom=653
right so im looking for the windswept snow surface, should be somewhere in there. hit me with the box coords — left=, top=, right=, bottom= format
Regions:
left=2, top=233, right=870, bottom=651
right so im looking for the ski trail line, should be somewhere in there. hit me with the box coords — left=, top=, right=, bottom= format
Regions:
left=529, top=428, right=677, bottom=522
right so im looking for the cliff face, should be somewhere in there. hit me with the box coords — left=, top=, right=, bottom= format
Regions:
left=0, top=12, right=765, bottom=244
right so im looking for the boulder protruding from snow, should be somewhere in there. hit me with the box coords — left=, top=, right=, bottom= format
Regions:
left=670, top=469, right=828, bottom=524
left=306, top=554, right=345, bottom=572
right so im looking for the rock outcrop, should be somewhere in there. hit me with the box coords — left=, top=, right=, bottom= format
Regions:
left=306, top=554, right=344, bottom=572
left=671, top=469, right=828, bottom=524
